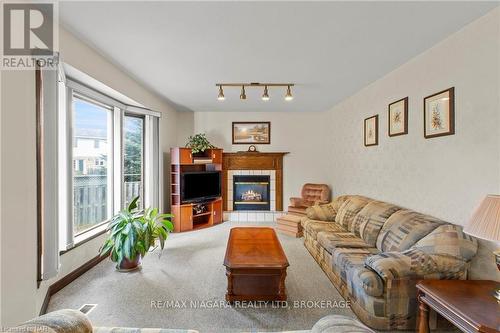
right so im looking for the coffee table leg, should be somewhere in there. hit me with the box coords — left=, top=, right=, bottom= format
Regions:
left=278, top=269, right=287, bottom=300
left=226, top=269, right=234, bottom=302
left=417, top=292, right=430, bottom=333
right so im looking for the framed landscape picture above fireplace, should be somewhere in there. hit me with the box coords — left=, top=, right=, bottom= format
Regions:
left=232, top=122, right=271, bottom=144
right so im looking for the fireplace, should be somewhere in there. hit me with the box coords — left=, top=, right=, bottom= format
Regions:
left=233, top=175, right=270, bottom=211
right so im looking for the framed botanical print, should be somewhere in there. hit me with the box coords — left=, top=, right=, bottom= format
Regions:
left=424, top=87, right=455, bottom=139
left=232, top=122, right=271, bottom=144
left=388, top=97, right=408, bottom=137
left=364, top=115, right=378, bottom=147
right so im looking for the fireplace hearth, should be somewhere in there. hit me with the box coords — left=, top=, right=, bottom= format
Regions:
left=233, top=175, right=270, bottom=211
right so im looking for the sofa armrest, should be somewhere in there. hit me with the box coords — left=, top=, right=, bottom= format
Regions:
left=14, top=309, right=92, bottom=333
left=95, top=328, right=199, bottom=333
left=311, top=315, right=375, bottom=333
left=305, top=202, right=337, bottom=221
left=290, top=197, right=305, bottom=207
left=365, top=249, right=441, bottom=281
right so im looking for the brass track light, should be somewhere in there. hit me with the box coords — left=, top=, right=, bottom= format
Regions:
left=285, top=85, right=293, bottom=101
left=240, top=86, right=246, bottom=100
left=262, top=86, right=270, bottom=101
left=217, top=86, right=225, bottom=101
left=216, top=83, right=294, bottom=101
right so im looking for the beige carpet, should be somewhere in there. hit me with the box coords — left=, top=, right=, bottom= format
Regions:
left=47, top=221, right=402, bottom=332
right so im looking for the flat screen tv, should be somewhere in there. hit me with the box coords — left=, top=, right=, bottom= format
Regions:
left=181, top=171, right=221, bottom=203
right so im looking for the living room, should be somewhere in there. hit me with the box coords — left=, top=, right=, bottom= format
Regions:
left=1, top=1, right=499, bottom=333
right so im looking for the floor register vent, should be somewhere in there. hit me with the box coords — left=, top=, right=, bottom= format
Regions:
left=78, top=304, right=97, bottom=315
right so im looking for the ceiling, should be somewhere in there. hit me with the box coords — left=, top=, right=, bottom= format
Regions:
left=60, top=1, right=498, bottom=113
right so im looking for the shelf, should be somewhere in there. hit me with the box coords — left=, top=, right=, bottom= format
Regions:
left=193, top=211, right=212, bottom=218
left=192, top=222, right=211, bottom=230
left=193, top=158, right=213, bottom=164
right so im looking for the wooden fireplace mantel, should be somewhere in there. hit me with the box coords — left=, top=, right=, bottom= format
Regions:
left=223, top=152, right=289, bottom=211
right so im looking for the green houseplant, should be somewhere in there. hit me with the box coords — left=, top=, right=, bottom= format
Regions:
left=100, top=196, right=174, bottom=271
left=185, top=133, right=216, bottom=155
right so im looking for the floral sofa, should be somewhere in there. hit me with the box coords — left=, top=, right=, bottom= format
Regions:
left=4, top=309, right=374, bottom=333
left=302, top=195, right=478, bottom=331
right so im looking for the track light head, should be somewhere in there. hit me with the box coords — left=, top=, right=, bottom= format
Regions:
left=217, top=86, right=225, bottom=101
left=285, top=85, right=293, bottom=101
left=262, top=86, right=270, bottom=101
left=240, top=86, right=247, bottom=100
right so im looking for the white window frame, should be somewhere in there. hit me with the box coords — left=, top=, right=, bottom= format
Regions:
left=123, top=113, right=146, bottom=209
left=59, top=75, right=162, bottom=250
left=70, top=91, right=115, bottom=243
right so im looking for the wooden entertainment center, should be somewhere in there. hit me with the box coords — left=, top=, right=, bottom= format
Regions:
left=170, top=147, right=223, bottom=232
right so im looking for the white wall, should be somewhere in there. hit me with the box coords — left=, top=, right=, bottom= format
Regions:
left=1, top=69, right=39, bottom=326
left=0, top=26, right=194, bottom=326
left=325, top=8, right=500, bottom=280
left=194, top=111, right=331, bottom=203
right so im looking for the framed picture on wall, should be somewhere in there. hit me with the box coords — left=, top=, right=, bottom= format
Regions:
left=364, top=115, right=378, bottom=147
left=232, top=122, right=271, bottom=144
left=388, top=97, right=408, bottom=137
left=424, top=87, right=455, bottom=139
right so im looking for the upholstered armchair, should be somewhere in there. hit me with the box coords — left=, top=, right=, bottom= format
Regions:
left=288, top=183, right=331, bottom=216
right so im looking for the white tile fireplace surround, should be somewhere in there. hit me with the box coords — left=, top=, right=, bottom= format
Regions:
left=225, top=170, right=283, bottom=222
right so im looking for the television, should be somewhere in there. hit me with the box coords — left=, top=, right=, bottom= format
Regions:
left=181, top=171, right=221, bottom=203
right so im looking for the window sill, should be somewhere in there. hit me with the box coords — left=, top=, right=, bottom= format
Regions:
left=60, top=224, right=108, bottom=255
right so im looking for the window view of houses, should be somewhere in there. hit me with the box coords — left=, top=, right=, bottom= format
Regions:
left=72, top=98, right=144, bottom=234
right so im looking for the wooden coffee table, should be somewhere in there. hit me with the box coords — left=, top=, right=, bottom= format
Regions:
left=416, top=280, right=500, bottom=333
left=223, top=227, right=289, bottom=302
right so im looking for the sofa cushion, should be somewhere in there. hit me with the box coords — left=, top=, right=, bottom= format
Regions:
left=303, top=219, right=346, bottom=238
left=306, top=195, right=350, bottom=221
left=317, top=231, right=372, bottom=254
left=351, top=201, right=402, bottom=247
left=331, top=247, right=379, bottom=284
left=376, top=209, right=445, bottom=252
left=365, top=249, right=441, bottom=281
left=335, top=196, right=372, bottom=231
left=413, top=224, right=477, bottom=262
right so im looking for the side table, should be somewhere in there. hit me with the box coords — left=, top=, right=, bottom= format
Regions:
left=416, top=280, right=500, bottom=333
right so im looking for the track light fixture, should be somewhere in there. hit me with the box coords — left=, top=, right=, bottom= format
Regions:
left=217, top=86, right=225, bottom=101
left=285, top=85, right=293, bottom=101
left=262, top=85, right=270, bottom=101
left=240, top=86, right=246, bottom=100
left=216, top=83, right=294, bottom=101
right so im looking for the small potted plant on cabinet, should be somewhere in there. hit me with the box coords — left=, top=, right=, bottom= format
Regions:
left=185, top=133, right=216, bottom=157
left=99, top=196, right=174, bottom=271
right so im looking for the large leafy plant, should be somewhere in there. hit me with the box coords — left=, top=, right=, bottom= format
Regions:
left=100, top=196, right=173, bottom=265
left=185, top=133, right=215, bottom=154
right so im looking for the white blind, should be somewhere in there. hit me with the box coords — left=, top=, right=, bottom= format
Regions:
left=144, top=115, right=161, bottom=210
left=40, top=63, right=60, bottom=280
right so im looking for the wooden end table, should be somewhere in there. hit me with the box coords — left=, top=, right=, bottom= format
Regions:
left=416, top=280, right=500, bottom=333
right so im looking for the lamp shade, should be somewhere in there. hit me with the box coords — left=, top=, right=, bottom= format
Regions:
left=464, top=195, right=500, bottom=241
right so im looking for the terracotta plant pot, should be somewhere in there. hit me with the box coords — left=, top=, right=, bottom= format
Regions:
left=116, top=255, right=142, bottom=272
